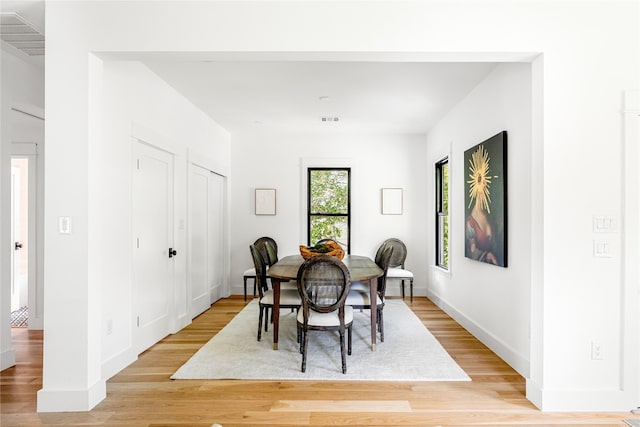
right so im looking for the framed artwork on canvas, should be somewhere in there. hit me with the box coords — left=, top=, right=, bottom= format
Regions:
left=464, top=131, right=508, bottom=267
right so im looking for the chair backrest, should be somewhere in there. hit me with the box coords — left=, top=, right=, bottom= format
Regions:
left=375, top=245, right=394, bottom=299
left=382, top=238, right=407, bottom=269
left=249, top=244, right=269, bottom=296
left=296, top=255, right=351, bottom=316
left=254, top=236, right=278, bottom=267
left=374, top=241, right=389, bottom=265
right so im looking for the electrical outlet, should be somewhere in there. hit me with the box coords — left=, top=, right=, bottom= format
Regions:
left=591, top=341, right=603, bottom=360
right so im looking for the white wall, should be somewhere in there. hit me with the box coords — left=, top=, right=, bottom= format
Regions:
left=0, top=46, right=44, bottom=370
left=230, top=131, right=427, bottom=297
left=425, top=62, right=532, bottom=376
left=42, top=0, right=639, bottom=412
left=39, top=49, right=230, bottom=411
left=98, top=61, right=231, bottom=379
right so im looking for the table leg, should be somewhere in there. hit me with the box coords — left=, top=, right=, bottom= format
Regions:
left=272, top=278, right=280, bottom=350
left=370, top=277, right=377, bottom=351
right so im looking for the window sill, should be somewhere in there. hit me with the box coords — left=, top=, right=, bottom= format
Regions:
left=431, top=264, right=451, bottom=277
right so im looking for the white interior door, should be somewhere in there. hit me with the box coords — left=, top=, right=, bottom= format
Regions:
left=10, top=166, right=21, bottom=312
left=209, top=172, right=224, bottom=303
left=188, top=164, right=211, bottom=318
left=132, top=141, right=174, bottom=353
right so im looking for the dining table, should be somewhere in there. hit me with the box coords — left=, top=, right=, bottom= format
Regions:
left=267, top=254, right=383, bottom=351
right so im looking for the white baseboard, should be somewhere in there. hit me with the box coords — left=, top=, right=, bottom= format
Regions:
left=426, top=289, right=530, bottom=377
left=173, top=312, right=191, bottom=334
left=27, top=317, right=44, bottom=330
left=0, top=348, right=16, bottom=371
left=37, top=379, right=106, bottom=412
left=526, top=379, right=543, bottom=409
left=427, top=290, right=639, bottom=412
left=527, top=379, right=637, bottom=411
left=102, top=347, right=138, bottom=381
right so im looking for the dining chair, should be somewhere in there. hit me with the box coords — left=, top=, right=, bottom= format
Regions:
left=243, top=236, right=278, bottom=301
left=382, top=238, right=414, bottom=302
left=296, top=255, right=353, bottom=374
left=345, top=244, right=393, bottom=342
left=249, top=244, right=301, bottom=341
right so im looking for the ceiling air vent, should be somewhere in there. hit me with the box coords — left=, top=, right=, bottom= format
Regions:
left=321, top=117, right=340, bottom=122
left=1, top=12, right=45, bottom=56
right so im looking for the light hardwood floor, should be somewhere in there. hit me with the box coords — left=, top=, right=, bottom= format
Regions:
left=1, top=296, right=637, bottom=426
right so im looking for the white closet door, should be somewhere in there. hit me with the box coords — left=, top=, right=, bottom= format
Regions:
left=188, top=164, right=211, bottom=318
left=209, top=172, right=225, bottom=303
left=189, top=165, right=225, bottom=316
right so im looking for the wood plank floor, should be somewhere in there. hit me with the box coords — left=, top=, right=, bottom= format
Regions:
left=1, top=296, right=637, bottom=426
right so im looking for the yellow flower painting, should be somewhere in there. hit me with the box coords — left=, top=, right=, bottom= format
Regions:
left=467, top=144, right=492, bottom=214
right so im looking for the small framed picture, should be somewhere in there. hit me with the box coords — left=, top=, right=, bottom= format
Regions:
left=255, top=188, right=276, bottom=215
left=381, top=188, right=403, bottom=215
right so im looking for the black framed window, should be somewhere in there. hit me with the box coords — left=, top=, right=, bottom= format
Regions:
left=307, top=168, right=351, bottom=253
left=436, top=158, right=449, bottom=269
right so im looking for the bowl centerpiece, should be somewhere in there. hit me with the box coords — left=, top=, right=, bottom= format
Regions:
left=299, top=240, right=345, bottom=260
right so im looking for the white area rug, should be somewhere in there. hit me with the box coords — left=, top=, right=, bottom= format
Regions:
left=172, top=299, right=470, bottom=381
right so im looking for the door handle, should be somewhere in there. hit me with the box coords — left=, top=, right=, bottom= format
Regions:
left=14, top=242, right=23, bottom=250
left=168, top=247, right=177, bottom=258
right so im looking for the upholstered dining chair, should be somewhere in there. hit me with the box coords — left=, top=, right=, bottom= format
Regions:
left=383, top=238, right=414, bottom=302
left=249, top=244, right=301, bottom=341
left=345, top=244, right=393, bottom=342
left=243, top=236, right=278, bottom=301
left=296, top=255, right=353, bottom=374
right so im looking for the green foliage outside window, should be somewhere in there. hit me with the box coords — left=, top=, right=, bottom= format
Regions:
left=308, top=169, right=350, bottom=251
left=442, top=162, right=449, bottom=267
left=437, top=160, right=449, bottom=268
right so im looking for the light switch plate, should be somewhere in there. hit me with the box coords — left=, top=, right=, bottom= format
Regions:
left=592, top=215, right=617, bottom=233
left=58, top=216, right=71, bottom=234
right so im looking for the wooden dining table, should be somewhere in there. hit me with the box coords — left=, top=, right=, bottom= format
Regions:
left=267, top=254, right=383, bottom=351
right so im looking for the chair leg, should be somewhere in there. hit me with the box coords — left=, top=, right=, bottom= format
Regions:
left=243, top=277, right=248, bottom=301
left=299, top=326, right=304, bottom=353
left=401, top=279, right=405, bottom=299
left=302, top=330, right=309, bottom=372
left=265, top=307, right=270, bottom=332
left=253, top=278, right=257, bottom=299
left=379, top=308, right=384, bottom=343
left=410, top=278, right=414, bottom=302
left=347, top=324, right=352, bottom=355
left=340, top=328, right=347, bottom=374
left=257, top=305, right=264, bottom=341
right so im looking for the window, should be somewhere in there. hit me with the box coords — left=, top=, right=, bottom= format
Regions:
left=307, top=168, right=351, bottom=253
left=436, top=158, right=449, bottom=269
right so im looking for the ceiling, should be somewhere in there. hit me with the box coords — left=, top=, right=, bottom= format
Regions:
left=145, top=60, right=497, bottom=134
left=1, top=1, right=500, bottom=135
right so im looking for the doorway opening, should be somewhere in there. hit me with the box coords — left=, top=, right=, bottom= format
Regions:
left=10, top=158, right=29, bottom=328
